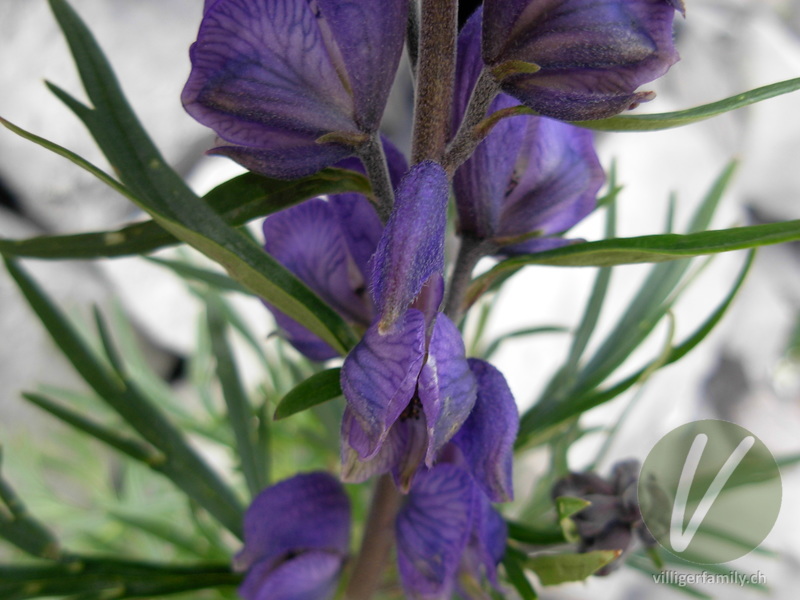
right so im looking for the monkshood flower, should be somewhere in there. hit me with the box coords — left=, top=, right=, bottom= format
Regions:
left=396, top=463, right=507, bottom=600
left=182, top=0, right=407, bottom=178
left=340, top=162, right=478, bottom=491
left=234, top=471, right=351, bottom=600
left=453, top=11, right=605, bottom=254
left=480, top=0, right=685, bottom=121
left=396, top=373, right=519, bottom=600
left=552, top=459, right=656, bottom=575
left=261, top=139, right=407, bottom=361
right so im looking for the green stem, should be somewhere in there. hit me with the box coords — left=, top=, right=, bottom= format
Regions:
left=358, top=135, right=396, bottom=223
left=444, top=235, right=492, bottom=322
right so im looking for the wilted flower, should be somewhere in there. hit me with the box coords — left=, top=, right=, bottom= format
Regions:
left=182, top=0, right=408, bottom=178
left=480, top=0, right=685, bottom=121
left=234, top=472, right=351, bottom=600
left=454, top=11, right=605, bottom=255
left=552, top=459, right=655, bottom=574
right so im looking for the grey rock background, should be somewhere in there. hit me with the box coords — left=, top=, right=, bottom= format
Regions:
left=1, top=0, right=799, bottom=597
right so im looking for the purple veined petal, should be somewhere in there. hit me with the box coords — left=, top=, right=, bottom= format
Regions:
left=370, top=162, right=449, bottom=330
left=452, top=359, right=518, bottom=503
left=481, top=0, right=683, bottom=121
left=340, top=310, right=427, bottom=459
left=452, top=9, right=485, bottom=131
left=396, top=464, right=476, bottom=600
left=417, top=315, right=477, bottom=466
left=457, top=492, right=507, bottom=596
left=328, top=194, right=384, bottom=290
left=183, top=0, right=365, bottom=178
left=498, top=117, right=604, bottom=241
left=314, top=0, right=408, bottom=131
left=239, top=550, right=344, bottom=600
left=268, top=307, right=338, bottom=362
left=263, top=198, right=373, bottom=327
left=234, top=472, right=350, bottom=573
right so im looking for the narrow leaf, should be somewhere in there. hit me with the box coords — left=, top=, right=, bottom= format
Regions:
left=274, top=368, right=343, bottom=420
left=575, top=78, right=800, bottom=131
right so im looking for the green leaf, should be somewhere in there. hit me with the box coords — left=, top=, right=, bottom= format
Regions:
left=481, top=326, right=569, bottom=361
left=205, top=294, right=266, bottom=497
left=0, top=558, right=240, bottom=599
left=506, top=521, right=565, bottom=546
left=575, top=77, right=800, bottom=131
left=148, top=256, right=252, bottom=295
left=274, top=368, right=343, bottom=420
left=502, top=548, right=539, bottom=600
left=517, top=251, right=754, bottom=446
left=43, top=0, right=357, bottom=355
left=554, top=496, right=591, bottom=520
left=470, top=218, right=800, bottom=273
left=0, top=169, right=368, bottom=260
left=3, top=257, right=244, bottom=538
left=525, top=551, right=620, bottom=585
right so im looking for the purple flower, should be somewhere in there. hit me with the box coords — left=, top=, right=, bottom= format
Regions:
left=234, top=472, right=351, bottom=600
left=552, top=459, right=655, bottom=575
left=340, top=162, right=479, bottom=490
left=261, top=139, right=407, bottom=361
left=395, top=463, right=508, bottom=600
left=480, top=1, right=684, bottom=121
left=453, top=13, right=605, bottom=255
left=182, top=0, right=408, bottom=178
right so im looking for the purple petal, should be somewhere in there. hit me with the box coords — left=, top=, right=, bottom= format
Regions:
left=235, top=472, right=350, bottom=573
left=453, top=359, right=518, bottom=503
left=210, top=141, right=353, bottom=180
left=482, top=0, right=682, bottom=120
left=417, top=315, right=477, bottom=465
left=459, top=492, right=507, bottom=591
left=498, top=117, right=604, bottom=242
left=269, top=309, right=338, bottom=361
left=396, top=465, right=475, bottom=599
left=453, top=94, right=528, bottom=240
left=263, top=198, right=373, bottom=327
left=370, top=162, right=449, bottom=329
left=340, top=310, right=426, bottom=459
left=239, top=550, right=343, bottom=600
left=328, top=194, right=384, bottom=289
left=452, top=9, right=486, bottom=131
left=314, top=0, right=408, bottom=130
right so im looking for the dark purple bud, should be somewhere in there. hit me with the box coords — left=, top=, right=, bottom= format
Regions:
left=481, top=0, right=684, bottom=121
left=552, top=459, right=647, bottom=575
left=183, top=0, right=408, bottom=178
left=235, top=472, right=350, bottom=600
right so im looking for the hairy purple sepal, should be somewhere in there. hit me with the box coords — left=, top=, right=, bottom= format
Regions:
left=370, top=162, right=449, bottom=331
left=481, top=1, right=683, bottom=121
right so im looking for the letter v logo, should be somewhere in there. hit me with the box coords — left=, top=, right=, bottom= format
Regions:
left=670, top=433, right=754, bottom=552
left=639, top=420, right=781, bottom=564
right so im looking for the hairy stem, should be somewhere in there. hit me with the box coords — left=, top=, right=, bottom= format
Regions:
left=443, top=68, right=500, bottom=175
left=345, top=475, right=403, bottom=600
left=358, top=135, right=395, bottom=223
left=444, top=234, right=492, bottom=322
left=411, top=0, right=458, bottom=163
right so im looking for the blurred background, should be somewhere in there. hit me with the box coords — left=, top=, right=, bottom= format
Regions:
left=1, top=0, right=800, bottom=598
